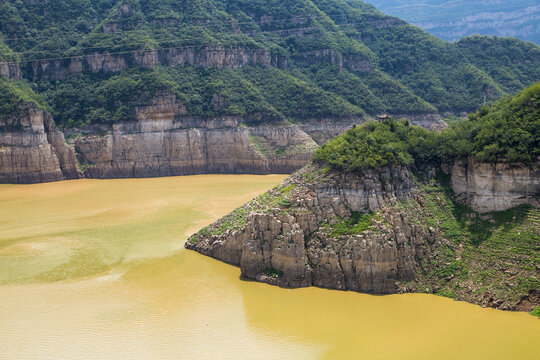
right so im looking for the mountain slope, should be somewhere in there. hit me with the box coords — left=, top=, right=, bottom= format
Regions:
left=0, top=0, right=538, bottom=127
left=365, top=0, right=540, bottom=44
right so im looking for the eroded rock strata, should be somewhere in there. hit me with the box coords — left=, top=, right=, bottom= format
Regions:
left=447, top=159, right=540, bottom=213
left=186, top=164, right=540, bottom=311
left=0, top=104, right=80, bottom=183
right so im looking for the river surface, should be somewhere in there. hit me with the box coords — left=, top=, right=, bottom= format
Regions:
left=0, top=175, right=538, bottom=359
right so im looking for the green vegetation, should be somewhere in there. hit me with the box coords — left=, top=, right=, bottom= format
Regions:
left=439, top=81, right=540, bottom=163
left=0, top=0, right=539, bottom=126
left=324, top=211, right=376, bottom=238
left=315, top=81, right=540, bottom=169
left=366, top=0, right=540, bottom=44
left=0, top=77, right=47, bottom=119
left=531, top=307, right=540, bottom=318
left=263, top=267, right=283, bottom=278
left=210, top=207, right=249, bottom=236
left=314, top=119, right=438, bottom=170
left=398, top=176, right=540, bottom=305
left=194, top=182, right=297, bottom=239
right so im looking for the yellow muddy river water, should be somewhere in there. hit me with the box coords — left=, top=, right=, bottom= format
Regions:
left=0, top=175, right=538, bottom=359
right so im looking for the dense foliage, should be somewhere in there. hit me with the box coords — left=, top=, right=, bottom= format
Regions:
left=315, top=81, right=540, bottom=169
left=314, top=119, right=437, bottom=169
left=0, top=77, right=47, bottom=119
left=0, top=0, right=539, bottom=126
left=439, top=82, right=540, bottom=163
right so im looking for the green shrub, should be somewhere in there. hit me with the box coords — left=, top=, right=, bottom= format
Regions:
left=263, top=267, right=283, bottom=278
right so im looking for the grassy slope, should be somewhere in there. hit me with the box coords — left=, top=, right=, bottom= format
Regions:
left=398, top=175, right=539, bottom=308
left=0, top=77, right=48, bottom=120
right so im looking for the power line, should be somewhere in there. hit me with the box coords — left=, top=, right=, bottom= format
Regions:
left=0, top=14, right=322, bottom=43
left=0, top=20, right=405, bottom=60
left=0, top=26, right=324, bottom=57
left=0, top=12, right=400, bottom=44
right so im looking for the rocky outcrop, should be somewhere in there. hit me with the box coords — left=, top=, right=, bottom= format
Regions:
left=28, top=46, right=282, bottom=81
left=186, top=163, right=540, bottom=311
left=294, top=48, right=373, bottom=72
left=0, top=93, right=370, bottom=183
left=58, top=94, right=358, bottom=179
left=447, top=158, right=540, bottom=213
left=68, top=120, right=321, bottom=178
left=0, top=104, right=80, bottom=183
left=25, top=44, right=377, bottom=81
left=0, top=61, right=21, bottom=80
left=186, top=165, right=426, bottom=293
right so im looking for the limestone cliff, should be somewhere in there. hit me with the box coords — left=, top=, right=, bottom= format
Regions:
left=62, top=94, right=335, bottom=178
left=0, top=62, right=21, bottom=80
left=187, top=165, right=423, bottom=293
left=60, top=94, right=443, bottom=180
left=186, top=164, right=540, bottom=311
left=447, top=158, right=540, bottom=213
left=28, top=46, right=285, bottom=81
left=0, top=104, right=80, bottom=183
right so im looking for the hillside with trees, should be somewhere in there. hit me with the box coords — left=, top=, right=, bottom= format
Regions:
left=0, top=0, right=538, bottom=127
left=365, top=0, right=540, bottom=44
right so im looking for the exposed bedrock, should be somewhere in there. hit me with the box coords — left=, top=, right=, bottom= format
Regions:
left=0, top=61, right=21, bottom=80
left=62, top=94, right=356, bottom=178
left=21, top=45, right=377, bottom=81
left=446, top=158, right=540, bottom=213
left=69, top=118, right=324, bottom=178
left=186, top=163, right=540, bottom=310
left=27, top=46, right=284, bottom=81
left=0, top=104, right=80, bottom=183
left=186, top=165, right=426, bottom=294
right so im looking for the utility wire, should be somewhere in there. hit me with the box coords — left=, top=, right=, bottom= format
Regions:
left=0, top=12, right=400, bottom=43
left=0, top=20, right=403, bottom=60
left=0, top=14, right=322, bottom=42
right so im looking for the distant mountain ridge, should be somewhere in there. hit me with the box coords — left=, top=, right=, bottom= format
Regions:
left=366, top=0, right=540, bottom=44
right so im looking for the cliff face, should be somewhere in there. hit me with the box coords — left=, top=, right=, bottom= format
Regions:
left=0, top=62, right=21, bottom=80
left=448, top=158, right=540, bottom=213
left=186, top=164, right=540, bottom=311
left=58, top=94, right=355, bottom=179
left=0, top=94, right=365, bottom=183
left=24, top=45, right=378, bottom=81
left=60, top=94, right=445, bottom=180
left=187, top=165, right=425, bottom=293
left=28, top=46, right=284, bottom=81
left=0, top=104, right=80, bottom=183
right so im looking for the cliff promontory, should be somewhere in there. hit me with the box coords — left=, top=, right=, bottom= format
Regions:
left=0, top=78, right=79, bottom=183
left=186, top=162, right=539, bottom=311
left=186, top=86, right=540, bottom=311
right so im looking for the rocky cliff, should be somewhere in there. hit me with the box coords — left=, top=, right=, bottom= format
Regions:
left=187, top=164, right=421, bottom=293
left=447, top=158, right=540, bottom=213
left=186, top=164, right=540, bottom=311
left=61, top=94, right=348, bottom=178
left=59, top=95, right=446, bottom=180
left=0, top=62, right=21, bottom=80
left=0, top=103, right=80, bottom=183
left=27, top=46, right=287, bottom=81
